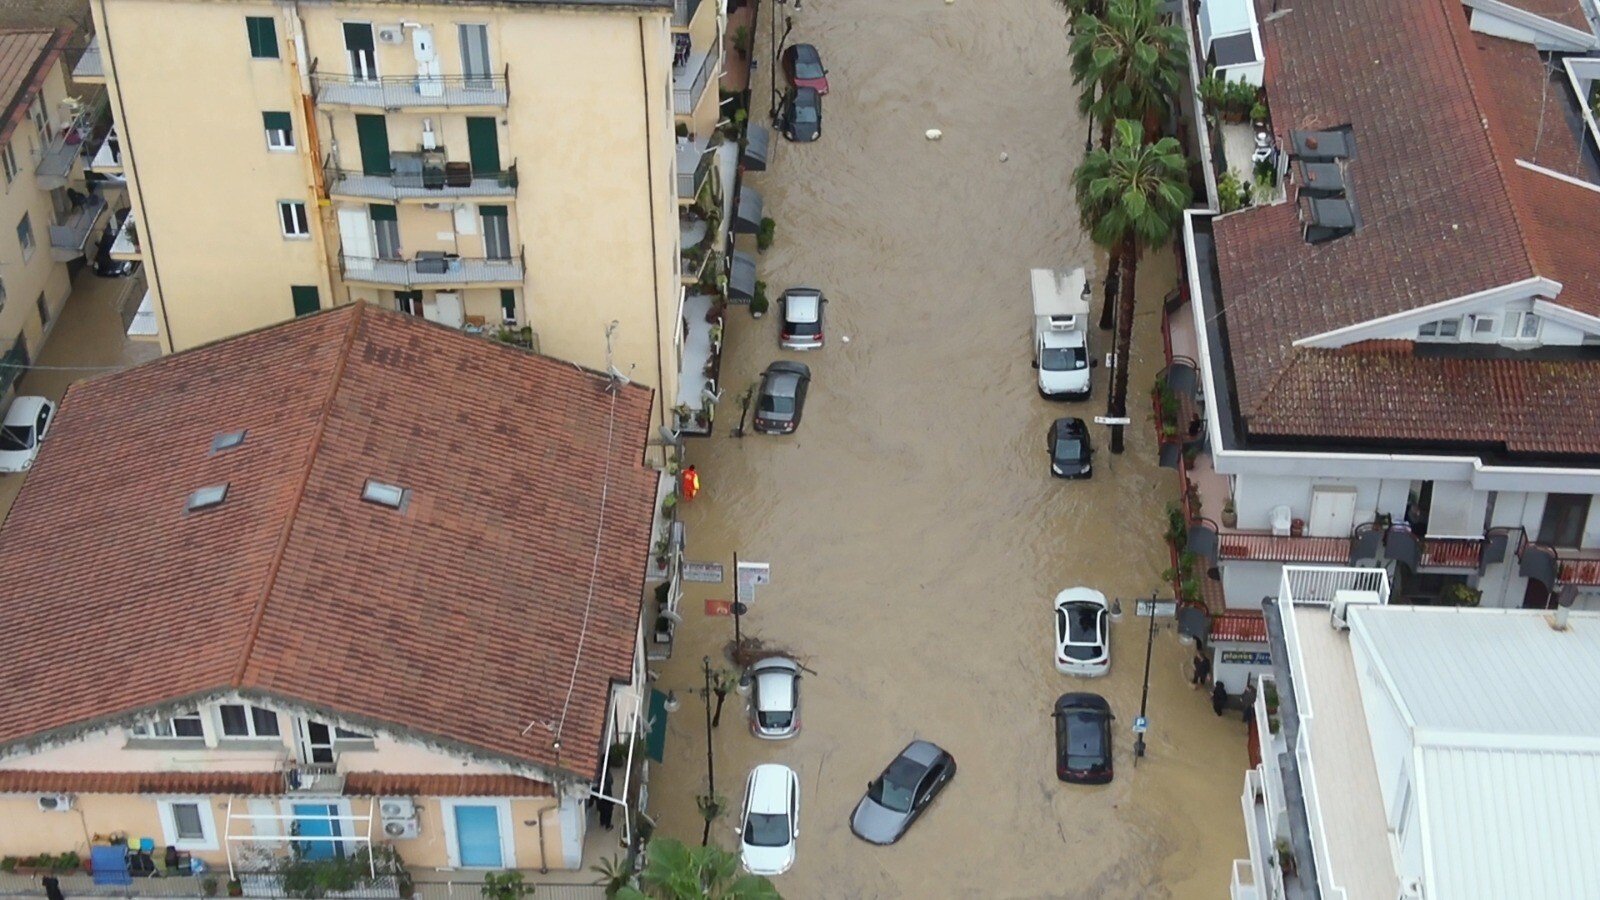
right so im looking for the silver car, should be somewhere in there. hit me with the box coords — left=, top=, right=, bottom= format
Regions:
left=779, top=288, right=826, bottom=350
left=747, top=657, right=802, bottom=739
left=849, top=739, right=956, bottom=845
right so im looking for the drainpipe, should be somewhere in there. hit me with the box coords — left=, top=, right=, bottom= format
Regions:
left=639, top=15, right=669, bottom=441
left=284, top=3, right=341, bottom=305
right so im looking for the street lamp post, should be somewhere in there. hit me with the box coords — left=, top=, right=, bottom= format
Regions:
left=700, top=655, right=716, bottom=844
left=1133, top=593, right=1157, bottom=764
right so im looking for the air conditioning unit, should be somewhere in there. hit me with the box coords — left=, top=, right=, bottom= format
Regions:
left=1329, top=588, right=1382, bottom=631
left=377, top=27, right=404, bottom=45
left=383, top=818, right=420, bottom=839
left=378, top=797, right=415, bottom=820
left=37, top=794, right=74, bottom=812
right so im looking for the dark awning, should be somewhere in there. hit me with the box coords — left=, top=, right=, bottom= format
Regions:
left=742, top=125, right=770, bottom=171
left=645, top=689, right=670, bottom=762
left=734, top=187, right=764, bottom=234
left=728, top=251, right=758, bottom=302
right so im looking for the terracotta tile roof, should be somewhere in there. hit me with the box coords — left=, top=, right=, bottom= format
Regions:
left=0, top=771, right=551, bottom=797
left=0, top=28, right=69, bottom=149
left=0, top=305, right=658, bottom=781
left=1468, top=35, right=1594, bottom=185
left=1210, top=0, right=1600, bottom=451
left=1218, top=532, right=1349, bottom=564
left=1209, top=611, right=1268, bottom=643
left=1495, top=0, right=1592, bottom=31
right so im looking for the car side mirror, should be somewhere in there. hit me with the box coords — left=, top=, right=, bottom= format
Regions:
left=1091, top=359, right=1101, bottom=368
left=1031, top=360, right=1039, bottom=369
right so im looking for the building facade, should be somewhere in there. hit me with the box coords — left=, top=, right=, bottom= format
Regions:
left=88, top=0, right=726, bottom=433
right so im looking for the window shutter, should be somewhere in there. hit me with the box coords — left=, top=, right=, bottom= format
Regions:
left=246, top=17, right=279, bottom=59
left=291, top=286, right=320, bottom=316
left=479, top=205, right=508, bottom=218
left=369, top=203, right=398, bottom=222
left=262, top=111, right=292, bottom=132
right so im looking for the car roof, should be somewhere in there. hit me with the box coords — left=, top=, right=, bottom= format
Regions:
left=784, top=290, right=822, bottom=322
left=1055, top=692, right=1111, bottom=713
left=766, top=361, right=811, bottom=379
left=4, top=396, right=49, bottom=425
left=749, top=764, right=795, bottom=812
left=898, top=739, right=946, bottom=767
left=795, top=86, right=820, bottom=103
left=749, top=656, right=801, bottom=675
left=1054, top=587, right=1107, bottom=608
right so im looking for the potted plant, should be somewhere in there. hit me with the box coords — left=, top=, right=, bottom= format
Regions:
left=202, top=876, right=220, bottom=897
left=227, top=879, right=244, bottom=897
left=1250, top=99, right=1269, bottom=126
left=1275, top=837, right=1298, bottom=878
left=0, top=857, right=16, bottom=873
left=653, top=535, right=671, bottom=568
left=751, top=281, right=769, bottom=318
left=480, top=870, right=535, bottom=900
left=54, top=852, right=79, bottom=872
left=1221, top=498, right=1237, bottom=528
left=757, top=216, right=776, bottom=252
left=695, top=398, right=712, bottom=428
left=661, top=493, right=678, bottom=516
left=1439, top=582, right=1482, bottom=607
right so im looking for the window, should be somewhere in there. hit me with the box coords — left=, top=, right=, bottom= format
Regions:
left=35, top=292, right=48, bottom=327
left=246, top=16, right=279, bottom=59
left=29, top=97, right=47, bottom=142
left=1504, top=311, right=1541, bottom=342
left=1, top=142, right=16, bottom=184
left=1417, top=318, right=1460, bottom=340
left=16, top=213, right=33, bottom=261
left=1537, top=494, right=1592, bottom=549
left=370, top=204, right=399, bottom=259
left=279, top=201, right=309, bottom=238
left=334, top=727, right=372, bottom=741
left=132, top=709, right=205, bottom=738
left=158, top=799, right=218, bottom=851
left=480, top=205, right=510, bottom=260
left=1471, top=315, right=1497, bottom=336
left=291, top=285, right=320, bottom=317
left=500, top=289, right=517, bottom=323
left=186, top=484, right=228, bottom=512
left=262, top=111, right=293, bottom=150
left=395, top=290, right=423, bottom=316
left=219, top=704, right=281, bottom=738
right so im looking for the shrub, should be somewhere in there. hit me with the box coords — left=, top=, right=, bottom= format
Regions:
left=751, top=280, right=769, bottom=315
left=756, top=217, right=776, bottom=251
left=1218, top=172, right=1248, bottom=213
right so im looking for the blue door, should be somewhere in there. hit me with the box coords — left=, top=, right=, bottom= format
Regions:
left=293, top=803, right=342, bottom=861
left=452, top=805, right=504, bottom=868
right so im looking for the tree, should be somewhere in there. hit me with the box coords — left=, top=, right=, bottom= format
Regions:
left=1055, top=0, right=1107, bottom=33
left=615, top=838, right=780, bottom=900
left=1074, top=119, right=1192, bottom=455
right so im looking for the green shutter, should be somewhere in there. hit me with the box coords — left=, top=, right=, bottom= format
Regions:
left=479, top=205, right=508, bottom=218
left=500, top=289, right=516, bottom=320
left=466, top=117, right=501, bottom=174
left=262, top=111, right=291, bottom=131
left=369, top=204, right=397, bottom=222
left=355, top=115, right=391, bottom=176
left=246, top=17, right=278, bottom=59
left=290, top=285, right=320, bottom=317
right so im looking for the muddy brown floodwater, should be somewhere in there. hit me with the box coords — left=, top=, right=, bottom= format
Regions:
left=650, top=2, right=1248, bottom=897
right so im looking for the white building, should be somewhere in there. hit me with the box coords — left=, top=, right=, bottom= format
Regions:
left=1233, top=565, right=1600, bottom=900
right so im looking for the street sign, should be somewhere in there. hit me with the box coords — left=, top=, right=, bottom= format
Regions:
left=1093, top=416, right=1132, bottom=426
left=1133, top=716, right=1149, bottom=734
left=1136, top=599, right=1177, bottom=617
left=735, top=561, right=770, bottom=604
left=682, top=562, right=724, bottom=583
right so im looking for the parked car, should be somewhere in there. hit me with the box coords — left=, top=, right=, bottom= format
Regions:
left=1054, top=587, right=1110, bottom=677
left=782, top=43, right=830, bottom=94
left=850, top=740, right=956, bottom=845
left=779, top=288, right=827, bottom=350
left=779, top=86, right=822, bottom=142
left=753, top=361, right=811, bottom=434
left=1053, top=693, right=1114, bottom=784
left=738, top=763, right=800, bottom=876
left=1048, top=417, right=1093, bottom=478
left=94, top=208, right=136, bottom=278
left=747, top=656, right=802, bottom=739
left=0, top=396, right=55, bottom=473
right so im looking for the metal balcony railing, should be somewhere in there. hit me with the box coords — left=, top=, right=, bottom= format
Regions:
left=312, top=64, right=509, bottom=109
left=48, top=192, right=106, bottom=260
left=34, top=97, right=108, bottom=184
left=676, top=140, right=713, bottom=200
left=673, top=50, right=716, bottom=115
left=340, top=248, right=524, bottom=288
left=324, top=156, right=518, bottom=201
left=73, top=37, right=103, bottom=80
left=1278, top=565, right=1390, bottom=607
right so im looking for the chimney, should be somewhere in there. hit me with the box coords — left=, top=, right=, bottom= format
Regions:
left=1551, top=584, right=1578, bottom=631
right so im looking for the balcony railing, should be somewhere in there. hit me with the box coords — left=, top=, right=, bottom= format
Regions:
left=324, top=157, right=518, bottom=202
left=73, top=37, right=104, bottom=81
left=676, top=138, right=713, bottom=200
left=340, top=249, right=524, bottom=288
left=1278, top=565, right=1389, bottom=607
left=313, top=65, right=509, bottom=109
left=1230, top=858, right=1259, bottom=900
left=49, top=192, right=106, bottom=261
left=110, top=211, right=140, bottom=259
left=34, top=97, right=107, bottom=186
left=673, top=50, right=716, bottom=115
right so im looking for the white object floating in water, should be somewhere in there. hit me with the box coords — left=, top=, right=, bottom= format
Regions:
left=925, top=129, right=943, bottom=140
left=841, top=335, right=851, bottom=343
left=999, top=152, right=1009, bottom=162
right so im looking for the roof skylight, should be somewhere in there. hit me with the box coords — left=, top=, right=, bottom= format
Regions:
left=186, top=483, right=229, bottom=512
left=361, top=480, right=408, bottom=510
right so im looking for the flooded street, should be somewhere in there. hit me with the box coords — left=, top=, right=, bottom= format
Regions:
left=650, top=1, right=1247, bottom=897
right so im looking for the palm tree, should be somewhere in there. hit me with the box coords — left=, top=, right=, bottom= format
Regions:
left=616, top=838, right=781, bottom=900
left=1074, top=119, right=1192, bottom=455
left=1055, top=0, right=1107, bottom=32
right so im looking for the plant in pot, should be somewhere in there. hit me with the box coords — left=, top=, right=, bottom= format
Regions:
left=750, top=281, right=769, bottom=318
left=756, top=216, right=776, bottom=252
left=672, top=402, right=692, bottom=429
left=1250, top=99, right=1269, bottom=126
left=227, top=879, right=244, bottom=897
left=695, top=398, right=712, bottom=428
left=1275, top=837, right=1298, bottom=878
left=202, top=876, right=220, bottom=897
left=480, top=870, right=535, bottom=900
left=1221, top=498, right=1238, bottom=528
left=704, top=297, right=726, bottom=324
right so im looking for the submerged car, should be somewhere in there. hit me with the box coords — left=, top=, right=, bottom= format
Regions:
left=850, top=740, right=956, bottom=845
left=1048, top=417, right=1092, bottom=479
left=1054, top=587, right=1110, bottom=676
left=782, top=43, right=830, bottom=94
left=779, top=288, right=827, bottom=350
left=753, top=361, right=811, bottom=434
left=0, top=396, right=55, bottom=473
left=747, top=656, right=802, bottom=739
left=1053, top=693, right=1114, bottom=785
left=780, top=86, right=822, bottom=142
left=738, top=763, right=800, bottom=876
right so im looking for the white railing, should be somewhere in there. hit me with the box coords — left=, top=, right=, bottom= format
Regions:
left=1253, top=674, right=1287, bottom=840
left=1240, top=768, right=1285, bottom=900
left=1279, top=564, right=1389, bottom=607
left=1231, top=858, right=1260, bottom=900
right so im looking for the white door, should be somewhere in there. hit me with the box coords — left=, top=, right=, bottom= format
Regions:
left=412, top=27, right=442, bottom=97
left=1308, top=486, right=1358, bottom=538
left=425, top=292, right=464, bottom=328
left=337, top=207, right=374, bottom=271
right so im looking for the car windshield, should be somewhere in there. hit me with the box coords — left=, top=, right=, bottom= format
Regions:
left=794, top=53, right=825, bottom=79
left=760, top=393, right=795, bottom=415
left=0, top=424, right=34, bottom=451
left=869, top=758, right=924, bottom=813
left=793, top=101, right=819, bottom=125
left=744, top=812, right=790, bottom=848
left=758, top=709, right=793, bottom=729
left=1061, top=711, right=1105, bottom=766
left=1040, top=346, right=1086, bottom=371
left=1054, top=437, right=1084, bottom=461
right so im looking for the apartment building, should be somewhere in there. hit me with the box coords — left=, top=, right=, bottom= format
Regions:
left=0, top=27, right=112, bottom=398
left=88, top=0, right=726, bottom=433
left=0, top=305, right=661, bottom=882
left=1164, top=0, right=1600, bottom=682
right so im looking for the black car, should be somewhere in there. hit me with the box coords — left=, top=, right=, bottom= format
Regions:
left=849, top=740, right=956, bottom=845
left=779, top=86, right=822, bottom=143
left=1048, top=417, right=1093, bottom=478
left=1053, top=693, right=1113, bottom=784
left=753, top=361, right=811, bottom=434
left=94, top=207, right=136, bottom=278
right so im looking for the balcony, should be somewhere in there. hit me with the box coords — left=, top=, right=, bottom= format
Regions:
left=672, top=0, right=704, bottom=28
left=325, top=157, right=517, bottom=202
left=33, top=103, right=104, bottom=189
left=73, top=37, right=104, bottom=82
left=282, top=762, right=344, bottom=794
left=1229, top=858, right=1259, bottom=900
left=340, top=250, right=524, bottom=288
left=109, top=210, right=140, bottom=260
left=677, top=137, right=714, bottom=202
left=312, top=67, right=509, bottom=110
left=673, top=49, right=716, bottom=116
left=89, top=126, right=122, bottom=174
left=48, top=192, right=106, bottom=262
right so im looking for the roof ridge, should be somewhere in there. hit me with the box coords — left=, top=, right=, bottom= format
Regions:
left=229, top=302, right=367, bottom=686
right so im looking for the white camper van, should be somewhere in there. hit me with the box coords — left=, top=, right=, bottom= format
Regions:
left=1031, top=267, right=1093, bottom=400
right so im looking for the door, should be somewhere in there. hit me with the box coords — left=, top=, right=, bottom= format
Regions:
left=370, top=204, right=400, bottom=259
left=459, top=25, right=492, bottom=85
left=1537, top=494, right=1592, bottom=548
left=480, top=205, right=511, bottom=260
left=344, top=23, right=377, bottom=80
left=425, top=292, right=465, bottom=328
left=466, top=117, right=500, bottom=175
left=452, top=805, right=504, bottom=868
left=337, top=207, right=374, bottom=270
left=355, top=115, right=391, bottom=176
left=292, top=803, right=342, bottom=861
left=411, top=26, right=441, bottom=97
left=1307, top=486, right=1357, bottom=538
left=300, top=721, right=335, bottom=764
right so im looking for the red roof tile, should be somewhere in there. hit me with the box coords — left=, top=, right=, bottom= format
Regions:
left=1495, top=0, right=1591, bottom=31
left=0, top=28, right=69, bottom=149
left=0, top=771, right=550, bottom=797
left=0, top=305, right=657, bottom=781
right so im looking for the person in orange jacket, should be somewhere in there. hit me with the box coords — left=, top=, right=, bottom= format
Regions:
left=682, top=465, right=701, bottom=502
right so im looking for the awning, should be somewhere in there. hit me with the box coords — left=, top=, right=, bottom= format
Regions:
left=734, top=187, right=764, bottom=234
left=742, top=125, right=770, bottom=171
left=728, top=251, right=758, bottom=302
left=645, top=689, right=670, bottom=762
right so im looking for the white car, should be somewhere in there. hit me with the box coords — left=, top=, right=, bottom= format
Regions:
left=778, top=288, right=826, bottom=350
left=747, top=657, right=802, bottom=740
left=0, top=396, right=55, bottom=473
left=1054, top=587, right=1110, bottom=677
left=737, top=763, right=800, bottom=876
